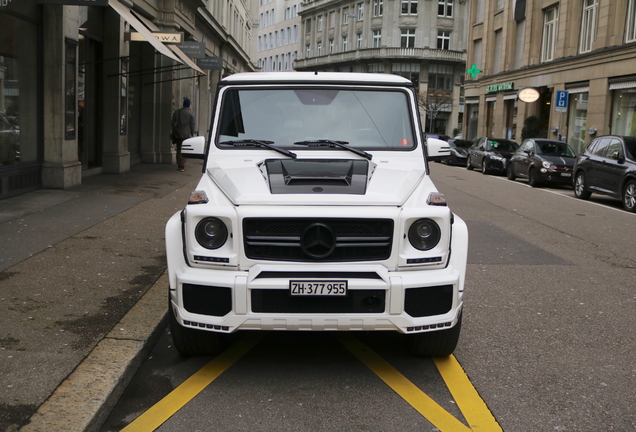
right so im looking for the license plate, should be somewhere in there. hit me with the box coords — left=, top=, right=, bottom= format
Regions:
left=290, top=280, right=348, bottom=296
left=561, top=173, right=572, bottom=177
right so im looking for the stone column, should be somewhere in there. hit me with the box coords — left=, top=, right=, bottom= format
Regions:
left=41, top=5, right=82, bottom=189
left=101, top=6, right=130, bottom=173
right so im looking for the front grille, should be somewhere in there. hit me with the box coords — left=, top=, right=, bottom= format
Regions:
left=251, top=289, right=385, bottom=313
left=183, top=284, right=232, bottom=317
left=243, top=218, right=393, bottom=262
left=404, top=285, right=453, bottom=317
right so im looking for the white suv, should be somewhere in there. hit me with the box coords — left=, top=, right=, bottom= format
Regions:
left=166, top=72, right=468, bottom=357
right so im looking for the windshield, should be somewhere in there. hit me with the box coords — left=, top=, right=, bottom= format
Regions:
left=536, top=141, right=575, bottom=157
left=486, top=139, right=519, bottom=152
left=216, top=87, right=416, bottom=150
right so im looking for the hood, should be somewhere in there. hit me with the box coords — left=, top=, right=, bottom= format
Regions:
left=206, top=154, right=426, bottom=206
left=541, top=154, right=576, bottom=166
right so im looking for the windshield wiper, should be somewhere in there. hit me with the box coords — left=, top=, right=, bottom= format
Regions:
left=293, top=140, right=373, bottom=160
left=220, top=139, right=297, bottom=159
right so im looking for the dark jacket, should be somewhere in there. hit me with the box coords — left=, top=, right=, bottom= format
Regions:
left=171, top=107, right=196, bottom=140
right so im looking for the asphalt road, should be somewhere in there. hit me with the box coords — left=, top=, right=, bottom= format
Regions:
left=102, top=162, right=636, bottom=432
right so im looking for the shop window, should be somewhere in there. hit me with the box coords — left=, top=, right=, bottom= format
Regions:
left=566, top=92, right=588, bottom=154
left=611, top=88, right=636, bottom=137
left=466, top=103, right=479, bottom=140
left=120, top=59, right=127, bottom=135
left=392, top=63, right=420, bottom=90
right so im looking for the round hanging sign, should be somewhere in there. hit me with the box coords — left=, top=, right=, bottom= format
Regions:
left=517, top=87, right=540, bottom=103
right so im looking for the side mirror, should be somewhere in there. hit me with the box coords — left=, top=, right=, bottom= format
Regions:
left=181, top=136, right=206, bottom=160
left=426, top=138, right=451, bottom=161
left=611, top=150, right=625, bottom=164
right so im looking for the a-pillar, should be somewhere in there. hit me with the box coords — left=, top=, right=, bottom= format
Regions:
left=101, top=5, right=130, bottom=173
left=41, top=5, right=82, bottom=189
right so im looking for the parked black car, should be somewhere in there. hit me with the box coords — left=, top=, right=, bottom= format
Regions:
left=507, top=139, right=576, bottom=187
left=442, top=139, right=472, bottom=166
left=573, top=135, right=636, bottom=212
left=466, top=137, right=519, bottom=174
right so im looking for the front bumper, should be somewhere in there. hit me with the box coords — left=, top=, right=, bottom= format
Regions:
left=166, top=215, right=468, bottom=335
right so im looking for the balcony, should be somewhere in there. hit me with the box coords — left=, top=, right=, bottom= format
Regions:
left=294, top=47, right=466, bottom=70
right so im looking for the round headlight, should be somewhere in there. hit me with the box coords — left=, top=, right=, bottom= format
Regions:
left=195, top=217, right=228, bottom=250
left=408, top=219, right=441, bottom=251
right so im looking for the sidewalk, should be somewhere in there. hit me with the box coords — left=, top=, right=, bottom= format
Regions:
left=0, top=161, right=203, bottom=431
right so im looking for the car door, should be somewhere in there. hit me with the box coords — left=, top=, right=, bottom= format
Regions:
left=584, top=138, right=611, bottom=191
left=595, top=137, right=629, bottom=195
left=517, top=140, right=535, bottom=178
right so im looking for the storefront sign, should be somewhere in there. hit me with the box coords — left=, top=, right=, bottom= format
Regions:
left=36, top=0, right=109, bottom=5
left=518, top=87, right=540, bottom=103
left=178, top=42, right=206, bottom=59
left=197, top=56, right=223, bottom=70
left=486, top=82, right=514, bottom=93
left=130, top=32, right=183, bottom=44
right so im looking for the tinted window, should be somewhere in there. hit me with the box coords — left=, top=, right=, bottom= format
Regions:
left=488, top=139, right=519, bottom=151
left=605, top=138, right=623, bottom=160
left=591, top=138, right=611, bottom=157
left=624, top=137, right=636, bottom=160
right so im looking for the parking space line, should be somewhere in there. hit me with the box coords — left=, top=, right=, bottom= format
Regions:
left=434, top=356, right=503, bottom=432
left=121, top=332, right=268, bottom=432
left=333, top=332, right=472, bottom=432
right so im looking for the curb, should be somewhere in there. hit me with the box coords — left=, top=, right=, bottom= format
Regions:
left=20, top=272, right=169, bottom=432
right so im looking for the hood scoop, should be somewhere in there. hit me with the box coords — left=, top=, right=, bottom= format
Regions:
left=263, top=159, right=369, bottom=194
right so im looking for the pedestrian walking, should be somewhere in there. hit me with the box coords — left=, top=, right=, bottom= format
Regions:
left=171, top=98, right=196, bottom=172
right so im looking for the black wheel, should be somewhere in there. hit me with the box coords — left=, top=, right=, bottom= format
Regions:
left=406, top=314, right=462, bottom=357
left=507, top=163, right=516, bottom=181
left=481, top=159, right=489, bottom=175
left=623, top=179, right=636, bottom=212
left=466, top=156, right=473, bottom=170
left=169, top=301, right=226, bottom=356
left=574, top=171, right=591, bottom=200
left=528, top=168, right=540, bottom=188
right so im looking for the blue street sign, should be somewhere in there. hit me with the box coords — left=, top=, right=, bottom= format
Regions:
left=555, top=90, right=568, bottom=112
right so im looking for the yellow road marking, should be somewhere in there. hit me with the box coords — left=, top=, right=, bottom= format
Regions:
left=121, top=332, right=267, bottom=432
left=334, top=332, right=472, bottom=432
left=434, top=356, right=503, bottom=432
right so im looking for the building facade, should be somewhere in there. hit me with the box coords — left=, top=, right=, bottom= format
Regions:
left=464, top=0, right=636, bottom=152
left=292, top=0, right=469, bottom=136
left=257, top=0, right=302, bottom=71
left=0, top=0, right=257, bottom=200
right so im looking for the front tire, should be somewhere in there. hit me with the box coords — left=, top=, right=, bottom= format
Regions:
left=574, top=172, right=592, bottom=200
left=481, top=159, right=489, bottom=175
left=507, top=163, right=516, bottom=181
left=406, top=314, right=462, bottom=357
left=169, top=302, right=226, bottom=356
left=528, top=168, right=540, bottom=188
left=623, top=179, right=636, bottom=212
left=466, top=156, right=473, bottom=170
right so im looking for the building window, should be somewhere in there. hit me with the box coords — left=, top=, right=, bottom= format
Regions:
left=541, top=6, right=558, bottom=62
left=493, top=29, right=502, bottom=73
left=579, top=0, right=598, bottom=53
left=329, top=11, right=336, bottom=28
left=342, top=36, right=348, bottom=51
left=368, top=63, right=383, bottom=73
left=437, top=30, right=450, bottom=50
left=628, top=0, right=636, bottom=42
left=343, top=7, right=350, bottom=24
left=318, top=15, right=323, bottom=31
left=392, top=63, right=420, bottom=89
left=357, top=33, right=362, bottom=48
left=475, top=0, right=484, bottom=23
left=429, top=64, right=454, bottom=92
left=401, top=0, right=418, bottom=15
left=317, top=43, right=322, bottom=56
left=329, top=39, right=334, bottom=53
left=306, top=19, right=311, bottom=34
left=357, top=3, right=364, bottom=20
left=306, top=44, right=311, bottom=57
left=373, top=30, right=382, bottom=48
left=373, top=0, right=383, bottom=17
left=438, top=0, right=453, bottom=18
left=401, top=29, right=416, bottom=48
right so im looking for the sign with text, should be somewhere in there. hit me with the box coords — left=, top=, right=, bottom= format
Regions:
left=36, top=0, right=108, bottom=5
left=486, top=82, right=514, bottom=93
left=555, top=90, right=568, bottom=112
left=197, top=56, right=223, bottom=70
left=130, top=32, right=183, bottom=44
left=178, top=42, right=206, bottom=59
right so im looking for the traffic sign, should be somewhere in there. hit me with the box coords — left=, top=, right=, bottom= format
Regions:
left=555, top=90, right=568, bottom=112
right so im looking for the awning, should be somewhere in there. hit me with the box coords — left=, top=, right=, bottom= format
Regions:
left=130, top=9, right=205, bottom=75
left=108, top=0, right=181, bottom=63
